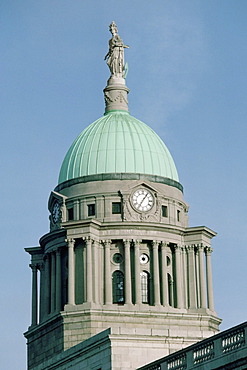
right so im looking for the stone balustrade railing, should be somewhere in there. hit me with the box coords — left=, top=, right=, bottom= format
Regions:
left=137, top=321, right=247, bottom=370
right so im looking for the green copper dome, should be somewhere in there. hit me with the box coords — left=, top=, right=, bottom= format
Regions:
left=58, top=111, right=179, bottom=184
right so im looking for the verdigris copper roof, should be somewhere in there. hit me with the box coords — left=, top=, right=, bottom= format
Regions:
left=58, top=110, right=179, bottom=184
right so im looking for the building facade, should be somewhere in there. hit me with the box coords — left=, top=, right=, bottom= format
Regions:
left=24, top=23, right=221, bottom=370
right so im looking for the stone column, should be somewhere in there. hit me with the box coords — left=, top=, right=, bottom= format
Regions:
left=30, top=264, right=38, bottom=326
left=161, top=242, right=169, bottom=306
left=92, top=240, right=99, bottom=304
left=187, top=245, right=197, bottom=308
left=181, top=246, right=188, bottom=308
left=50, top=252, right=56, bottom=312
left=198, top=244, right=207, bottom=308
left=174, top=245, right=183, bottom=308
left=85, top=237, right=93, bottom=303
left=55, top=248, right=62, bottom=312
left=39, top=262, right=45, bottom=322
left=104, top=240, right=112, bottom=305
left=205, top=246, right=214, bottom=311
left=123, top=239, right=132, bottom=304
left=152, top=241, right=161, bottom=306
left=44, top=254, right=51, bottom=315
left=67, top=238, right=75, bottom=305
left=134, top=240, right=141, bottom=304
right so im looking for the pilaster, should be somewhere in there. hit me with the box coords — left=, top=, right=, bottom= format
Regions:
left=123, top=239, right=132, bottom=304
left=174, top=244, right=183, bottom=308
left=152, top=241, right=161, bottom=306
left=67, top=238, right=75, bottom=305
left=134, top=239, right=141, bottom=304
left=205, top=246, right=214, bottom=311
left=103, top=240, right=112, bottom=305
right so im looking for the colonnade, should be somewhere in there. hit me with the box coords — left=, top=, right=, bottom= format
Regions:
left=29, top=239, right=215, bottom=327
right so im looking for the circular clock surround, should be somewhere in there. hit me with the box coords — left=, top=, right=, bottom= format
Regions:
left=131, top=188, right=154, bottom=212
left=52, top=202, right=60, bottom=223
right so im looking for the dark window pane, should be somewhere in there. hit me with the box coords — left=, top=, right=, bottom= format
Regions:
left=88, top=204, right=95, bottom=216
left=112, top=202, right=121, bottom=214
left=68, top=208, right=74, bottom=221
left=177, top=210, right=180, bottom=222
left=162, top=205, right=168, bottom=217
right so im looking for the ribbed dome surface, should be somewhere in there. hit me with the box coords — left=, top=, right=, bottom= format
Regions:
left=58, top=111, right=179, bottom=184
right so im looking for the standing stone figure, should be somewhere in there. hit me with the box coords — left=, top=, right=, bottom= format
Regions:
left=104, top=21, right=129, bottom=78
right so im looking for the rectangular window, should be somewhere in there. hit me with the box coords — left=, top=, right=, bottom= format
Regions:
left=112, top=202, right=121, bottom=214
left=177, top=210, right=180, bottom=222
left=162, top=205, right=168, bottom=217
left=68, top=207, right=74, bottom=221
left=88, top=204, right=95, bottom=216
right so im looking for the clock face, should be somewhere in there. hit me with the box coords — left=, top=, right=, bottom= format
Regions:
left=132, top=189, right=154, bottom=212
left=52, top=202, right=60, bottom=223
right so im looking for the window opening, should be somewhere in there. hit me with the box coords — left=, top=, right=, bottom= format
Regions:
left=140, top=271, right=149, bottom=303
left=88, top=204, right=95, bottom=216
left=112, top=202, right=121, bottom=214
left=112, top=270, right=124, bottom=304
left=68, top=207, right=74, bottom=221
left=177, top=210, right=180, bottom=222
left=162, top=205, right=168, bottom=217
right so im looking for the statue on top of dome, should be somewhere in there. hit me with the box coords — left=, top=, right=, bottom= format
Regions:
left=104, top=21, right=129, bottom=78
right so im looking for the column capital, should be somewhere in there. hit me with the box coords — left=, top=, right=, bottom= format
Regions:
left=83, top=235, right=91, bottom=242
left=197, top=243, right=205, bottom=253
left=161, top=241, right=169, bottom=249
left=123, top=239, right=131, bottom=246
left=205, top=246, right=213, bottom=255
left=29, top=263, right=38, bottom=271
left=152, top=240, right=160, bottom=248
left=173, top=244, right=182, bottom=252
left=66, top=238, right=75, bottom=247
left=55, top=246, right=62, bottom=254
left=132, top=239, right=141, bottom=246
left=186, top=244, right=195, bottom=252
left=101, top=239, right=111, bottom=247
left=92, top=239, right=99, bottom=246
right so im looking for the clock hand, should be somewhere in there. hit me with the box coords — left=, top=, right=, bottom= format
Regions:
left=140, top=193, right=148, bottom=206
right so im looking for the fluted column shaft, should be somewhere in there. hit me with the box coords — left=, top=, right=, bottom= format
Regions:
left=55, top=248, right=62, bottom=311
left=152, top=241, right=160, bottom=305
left=174, top=245, right=183, bottom=308
left=67, top=239, right=75, bottom=305
left=124, top=239, right=132, bottom=304
left=161, top=242, right=169, bottom=306
left=134, top=240, right=141, bottom=304
left=104, top=240, right=112, bottom=304
left=205, top=247, right=214, bottom=311
left=198, top=244, right=207, bottom=308
left=50, top=252, right=56, bottom=312
left=30, top=264, right=38, bottom=326
left=85, top=237, right=93, bottom=303
left=187, top=245, right=197, bottom=308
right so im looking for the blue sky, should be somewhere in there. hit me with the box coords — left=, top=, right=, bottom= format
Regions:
left=1, top=1, right=247, bottom=368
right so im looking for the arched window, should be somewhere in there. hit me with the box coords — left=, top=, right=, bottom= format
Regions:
left=140, top=271, right=149, bottom=304
left=112, top=271, right=124, bottom=304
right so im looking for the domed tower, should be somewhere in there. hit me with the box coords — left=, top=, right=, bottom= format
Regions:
left=24, top=22, right=221, bottom=370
